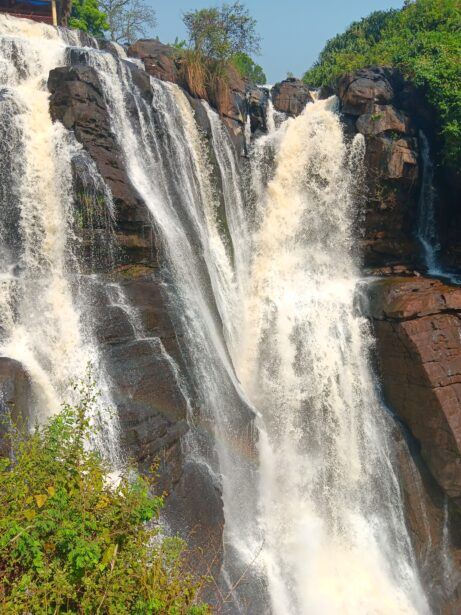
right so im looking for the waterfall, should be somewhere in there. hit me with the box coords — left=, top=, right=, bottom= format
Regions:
left=417, top=131, right=442, bottom=275
left=0, top=15, right=432, bottom=614
left=235, top=98, right=429, bottom=614
left=0, top=15, right=120, bottom=463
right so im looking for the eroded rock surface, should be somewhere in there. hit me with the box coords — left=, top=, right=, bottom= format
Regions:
left=368, top=276, right=461, bottom=504
left=337, top=67, right=421, bottom=269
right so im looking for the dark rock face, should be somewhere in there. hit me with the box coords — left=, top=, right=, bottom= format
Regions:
left=47, top=58, right=225, bottom=574
left=0, top=358, right=33, bottom=456
left=338, top=68, right=394, bottom=115
left=368, top=277, right=461, bottom=504
left=337, top=67, right=421, bottom=270
left=271, top=78, right=313, bottom=117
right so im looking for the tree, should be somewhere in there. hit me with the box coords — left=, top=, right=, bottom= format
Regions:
left=303, top=0, right=461, bottom=165
left=69, top=0, right=109, bottom=37
left=232, top=51, right=266, bottom=84
left=183, top=2, right=261, bottom=62
left=0, top=377, right=209, bottom=614
left=99, top=0, right=157, bottom=44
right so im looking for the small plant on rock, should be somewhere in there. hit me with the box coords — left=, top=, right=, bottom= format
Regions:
left=0, top=377, right=209, bottom=614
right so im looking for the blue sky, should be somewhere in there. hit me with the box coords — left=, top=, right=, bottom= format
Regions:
left=149, top=0, right=404, bottom=83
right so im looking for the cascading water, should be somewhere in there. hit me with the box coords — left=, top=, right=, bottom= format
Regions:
left=417, top=131, right=442, bottom=276
left=0, top=15, right=120, bottom=463
left=236, top=97, right=429, bottom=614
left=0, top=14, right=434, bottom=614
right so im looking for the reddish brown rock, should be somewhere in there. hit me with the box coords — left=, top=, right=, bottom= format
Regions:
left=336, top=67, right=422, bottom=269
left=271, top=78, right=313, bottom=117
left=393, top=425, right=461, bottom=613
left=128, top=40, right=181, bottom=85
left=369, top=276, right=461, bottom=504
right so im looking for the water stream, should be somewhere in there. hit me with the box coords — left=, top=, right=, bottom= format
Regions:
left=0, top=15, right=433, bottom=614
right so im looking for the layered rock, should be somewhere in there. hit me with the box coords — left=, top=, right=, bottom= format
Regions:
left=337, top=67, right=422, bottom=269
left=367, top=275, right=461, bottom=504
left=47, top=60, right=225, bottom=559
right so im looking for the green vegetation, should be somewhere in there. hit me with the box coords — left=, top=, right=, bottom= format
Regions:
left=0, top=377, right=208, bottom=614
left=183, top=2, right=260, bottom=63
left=69, top=0, right=109, bottom=37
left=232, top=52, right=266, bottom=84
left=180, top=2, right=265, bottom=101
left=303, top=0, right=461, bottom=165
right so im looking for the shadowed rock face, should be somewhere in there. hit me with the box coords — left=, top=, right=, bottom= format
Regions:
left=0, top=358, right=33, bottom=456
left=368, top=276, right=461, bottom=505
left=47, top=61, right=225, bottom=559
left=337, top=67, right=422, bottom=270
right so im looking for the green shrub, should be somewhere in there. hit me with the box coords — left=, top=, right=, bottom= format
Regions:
left=0, top=378, right=209, bottom=614
left=69, top=0, right=109, bottom=37
left=232, top=52, right=266, bottom=84
left=303, top=0, right=461, bottom=166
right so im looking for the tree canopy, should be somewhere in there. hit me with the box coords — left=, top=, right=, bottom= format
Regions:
left=69, top=0, right=109, bottom=37
left=183, top=2, right=261, bottom=63
left=303, top=0, right=461, bottom=166
left=232, top=51, right=266, bottom=84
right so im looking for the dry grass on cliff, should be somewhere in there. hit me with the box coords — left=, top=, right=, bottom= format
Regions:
left=180, top=49, right=209, bottom=99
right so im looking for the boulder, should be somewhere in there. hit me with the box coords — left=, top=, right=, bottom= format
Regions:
left=366, top=135, right=418, bottom=182
left=356, top=104, right=409, bottom=136
left=271, top=78, right=313, bottom=116
left=337, top=67, right=394, bottom=115
left=128, top=40, right=181, bottom=85
left=368, top=276, right=461, bottom=504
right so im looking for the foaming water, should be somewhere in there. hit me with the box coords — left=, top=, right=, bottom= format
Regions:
left=0, top=15, right=434, bottom=613
left=0, top=15, right=120, bottom=463
left=236, top=98, right=429, bottom=614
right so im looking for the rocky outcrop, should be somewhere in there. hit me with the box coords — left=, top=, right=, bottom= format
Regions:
left=337, top=67, right=422, bottom=270
left=47, top=59, right=225, bottom=572
left=127, top=39, right=271, bottom=152
left=271, top=78, right=313, bottom=117
left=368, top=276, right=461, bottom=505
left=0, top=358, right=33, bottom=456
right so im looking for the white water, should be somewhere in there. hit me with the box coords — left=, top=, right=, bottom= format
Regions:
left=0, top=15, right=120, bottom=463
left=417, top=131, right=442, bottom=276
left=0, top=15, right=432, bottom=613
left=234, top=98, right=429, bottom=614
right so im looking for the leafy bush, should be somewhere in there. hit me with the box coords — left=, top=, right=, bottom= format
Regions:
left=0, top=378, right=209, bottom=614
left=183, top=2, right=260, bottom=63
left=232, top=52, right=266, bottom=84
left=303, top=0, right=461, bottom=165
left=69, top=0, right=109, bottom=37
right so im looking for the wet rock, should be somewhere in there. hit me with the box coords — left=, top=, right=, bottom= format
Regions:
left=271, top=78, right=313, bottom=117
left=128, top=40, right=181, bottom=85
left=366, top=135, right=418, bottom=181
left=336, top=66, right=421, bottom=269
left=368, top=276, right=461, bottom=505
left=393, top=423, right=461, bottom=613
left=247, top=84, right=269, bottom=134
left=0, top=358, right=33, bottom=455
